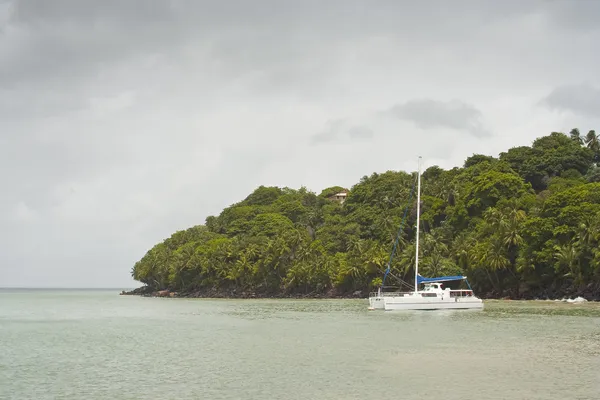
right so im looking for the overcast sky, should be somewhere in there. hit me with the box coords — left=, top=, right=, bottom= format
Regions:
left=1, top=0, right=599, bottom=288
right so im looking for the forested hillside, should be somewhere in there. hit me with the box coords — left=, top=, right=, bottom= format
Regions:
left=129, top=129, right=600, bottom=300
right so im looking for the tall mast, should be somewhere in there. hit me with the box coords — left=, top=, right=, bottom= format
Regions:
left=414, top=156, right=422, bottom=293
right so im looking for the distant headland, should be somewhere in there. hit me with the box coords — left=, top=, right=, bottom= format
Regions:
left=125, top=129, right=600, bottom=302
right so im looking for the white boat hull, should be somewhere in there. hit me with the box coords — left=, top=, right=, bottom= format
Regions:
left=368, top=295, right=386, bottom=310
left=383, top=294, right=484, bottom=311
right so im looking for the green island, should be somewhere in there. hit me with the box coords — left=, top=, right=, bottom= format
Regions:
left=124, top=129, right=600, bottom=301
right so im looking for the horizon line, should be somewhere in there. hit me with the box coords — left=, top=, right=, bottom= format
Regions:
left=0, top=287, right=136, bottom=290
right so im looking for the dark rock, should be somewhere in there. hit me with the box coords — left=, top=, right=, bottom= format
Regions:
left=118, top=284, right=599, bottom=302
left=120, top=286, right=154, bottom=296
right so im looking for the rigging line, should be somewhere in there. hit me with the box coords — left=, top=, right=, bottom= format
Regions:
left=375, top=265, right=413, bottom=290
left=383, top=269, right=414, bottom=290
left=465, top=279, right=473, bottom=291
left=382, top=173, right=419, bottom=286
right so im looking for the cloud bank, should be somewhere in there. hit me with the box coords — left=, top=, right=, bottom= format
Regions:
left=1, top=0, right=599, bottom=287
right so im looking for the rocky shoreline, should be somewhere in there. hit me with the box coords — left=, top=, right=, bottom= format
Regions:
left=120, top=286, right=366, bottom=299
left=120, top=283, right=600, bottom=301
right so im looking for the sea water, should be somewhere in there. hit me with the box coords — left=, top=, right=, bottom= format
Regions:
left=1, top=289, right=599, bottom=399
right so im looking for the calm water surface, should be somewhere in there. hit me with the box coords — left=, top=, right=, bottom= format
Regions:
left=1, top=290, right=599, bottom=400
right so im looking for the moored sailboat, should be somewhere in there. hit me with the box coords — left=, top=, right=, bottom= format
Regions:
left=368, top=157, right=484, bottom=311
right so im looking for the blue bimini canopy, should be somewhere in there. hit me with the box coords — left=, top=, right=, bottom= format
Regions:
left=416, top=274, right=466, bottom=284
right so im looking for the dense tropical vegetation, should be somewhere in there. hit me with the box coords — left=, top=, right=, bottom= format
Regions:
left=129, top=129, right=600, bottom=300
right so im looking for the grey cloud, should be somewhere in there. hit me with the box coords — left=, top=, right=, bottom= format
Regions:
left=0, top=0, right=562, bottom=90
left=1, top=0, right=599, bottom=287
left=311, top=119, right=345, bottom=144
left=2, top=1, right=183, bottom=87
left=541, top=0, right=600, bottom=32
left=11, top=0, right=174, bottom=25
left=311, top=120, right=373, bottom=145
left=348, top=126, right=374, bottom=139
left=387, top=99, right=490, bottom=137
left=541, top=83, right=600, bottom=117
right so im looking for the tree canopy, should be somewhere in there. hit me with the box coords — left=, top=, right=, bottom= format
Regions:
left=131, top=129, right=600, bottom=299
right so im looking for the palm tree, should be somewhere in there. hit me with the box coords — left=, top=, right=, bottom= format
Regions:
left=422, top=251, right=455, bottom=277
left=170, top=243, right=196, bottom=289
left=483, top=207, right=507, bottom=233
left=483, top=205, right=526, bottom=293
left=421, top=231, right=449, bottom=256
left=585, top=130, right=600, bottom=165
left=575, top=216, right=597, bottom=248
left=245, top=243, right=261, bottom=262
left=301, top=208, right=323, bottom=239
left=398, top=243, right=416, bottom=276
left=452, top=232, right=475, bottom=271
left=321, top=256, right=337, bottom=287
left=477, top=238, right=509, bottom=291
left=284, top=262, right=308, bottom=292
left=154, top=246, right=173, bottom=289
left=503, top=208, right=525, bottom=248
left=572, top=215, right=600, bottom=280
left=343, top=261, right=364, bottom=286
left=585, top=130, right=599, bottom=151
left=363, top=242, right=389, bottom=275
left=483, top=206, right=525, bottom=256
left=570, top=128, right=583, bottom=145
left=346, top=237, right=364, bottom=256
left=554, top=242, right=581, bottom=284
left=233, top=254, right=252, bottom=287
left=482, top=239, right=510, bottom=271
left=377, top=212, right=397, bottom=242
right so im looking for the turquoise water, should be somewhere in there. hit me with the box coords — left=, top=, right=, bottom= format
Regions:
left=1, top=290, right=599, bottom=399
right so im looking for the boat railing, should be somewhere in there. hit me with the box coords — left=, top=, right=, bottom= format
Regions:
left=449, top=290, right=473, bottom=297
left=370, top=289, right=475, bottom=298
left=369, top=291, right=413, bottom=297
